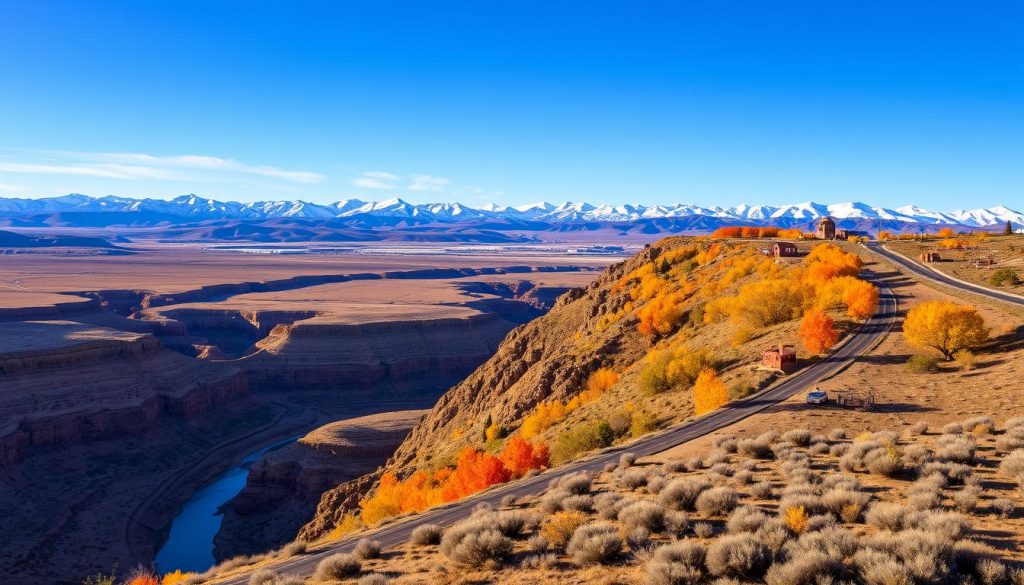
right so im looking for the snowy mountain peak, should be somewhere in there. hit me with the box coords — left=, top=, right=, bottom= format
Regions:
left=0, top=194, right=1019, bottom=230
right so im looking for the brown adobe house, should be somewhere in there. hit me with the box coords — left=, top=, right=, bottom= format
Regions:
left=762, top=343, right=797, bottom=373
left=773, top=242, right=798, bottom=257
left=816, top=217, right=837, bottom=240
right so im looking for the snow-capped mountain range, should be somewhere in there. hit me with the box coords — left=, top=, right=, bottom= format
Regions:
left=0, top=194, right=1021, bottom=230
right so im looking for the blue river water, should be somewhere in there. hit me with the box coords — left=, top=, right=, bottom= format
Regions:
left=155, top=436, right=298, bottom=574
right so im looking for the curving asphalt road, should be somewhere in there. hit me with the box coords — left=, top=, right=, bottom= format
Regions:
left=220, top=277, right=898, bottom=583
left=867, top=242, right=1024, bottom=307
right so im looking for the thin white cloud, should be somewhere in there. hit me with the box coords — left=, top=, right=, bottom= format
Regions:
left=408, top=174, right=450, bottom=192
left=352, top=170, right=399, bottom=189
left=0, top=150, right=324, bottom=184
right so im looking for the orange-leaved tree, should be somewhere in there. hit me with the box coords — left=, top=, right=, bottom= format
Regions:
left=799, top=309, right=839, bottom=354
left=500, top=436, right=550, bottom=478
left=692, top=368, right=729, bottom=415
left=903, top=300, right=988, bottom=360
left=584, top=367, right=618, bottom=397
left=637, top=290, right=686, bottom=336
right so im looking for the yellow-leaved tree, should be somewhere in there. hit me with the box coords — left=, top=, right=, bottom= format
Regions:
left=903, top=301, right=988, bottom=360
left=692, top=368, right=728, bottom=415
left=799, top=309, right=839, bottom=354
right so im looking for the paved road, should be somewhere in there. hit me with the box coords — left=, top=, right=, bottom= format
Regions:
left=221, top=278, right=898, bottom=583
left=867, top=242, right=1024, bottom=307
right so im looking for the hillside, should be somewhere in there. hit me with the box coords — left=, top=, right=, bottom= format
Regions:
left=296, top=237, right=878, bottom=540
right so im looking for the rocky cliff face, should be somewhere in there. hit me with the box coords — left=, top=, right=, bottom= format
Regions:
left=237, top=313, right=519, bottom=393
left=215, top=410, right=427, bottom=559
left=298, top=248, right=665, bottom=539
left=0, top=323, right=247, bottom=466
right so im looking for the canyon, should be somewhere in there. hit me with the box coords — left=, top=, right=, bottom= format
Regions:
left=0, top=243, right=615, bottom=584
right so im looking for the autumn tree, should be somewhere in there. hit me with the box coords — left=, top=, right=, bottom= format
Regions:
left=637, top=290, right=686, bottom=336
left=938, top=227, right=956, bottom=238
left=692, top=368, right=729, bottom=415
left=903, top=301, right=988, bottom=360
left=499, top=437, right=550, bottom=478
left=799, top=309, right=839, bottom=354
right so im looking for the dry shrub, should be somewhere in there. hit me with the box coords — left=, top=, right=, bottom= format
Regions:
left=522, top=553, right=558, bottom=570
left=705, top=533, right=772, bottom=579
left=907, top=421, right=929, bottom=436
left=541, top=510, right=589, bottom=548
left=695, top=486, right=739, bottom=516
left=737, top=436, right=774, bottom=459
left=540, top=489, right=570, bottom=514
left=562, top=494, right=594, bottom=513
left=527, top=533, right=549, bottom=553
left=785, top=526, right=858, bottom=559
left=353, top=538, right=382, bottom=560
left=782, top=429, right=813, bottom=447
left=764, top=550, right=838, bottom=585
left=620, top=469, right=651, bottom=490
left=315, top=553, right=362, bottom=581
left=618, top=500, right=668, bottom=533
left=595, top=492, right=625, bottom=520
left=726, top=505, right=769, bottom=534
left=693, top=521, right=714, bottom=538
left=357, top=574, right=391, bottom=585
left=566, top=522, right=623, bottom=565
left=663, top=460, right=688, bottom=474
left=645, top=540, right=707, bottom=585
left=280, top=541, right=307, bottom=557
left=665, top=510, right=690, bottom=537
left=439, top=518, right=514, bottom=567
left=560, top=472, right=594, bottom=495
left=660, top=478, right=712, bottom=511
left=411, top=523, right=443, bottom=546
left=865, top=502, right=910, bottom=532
left=977, top=559, right=1008, bottom=585
left=953, top=487, right=980, bottom=513
left=991, top=498, right=1015, bottom=518
left=853, top=548, right=913, bottom=585
left=828, top=428, right=848, bottom=441
left=1000, top=450, right=1024, bottom=483
left=620, top=452, right=638, bottom=468
left=750, top=481, right=774, bottom=500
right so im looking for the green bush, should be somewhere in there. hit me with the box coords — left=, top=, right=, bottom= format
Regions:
left=989, top=268, right=1021, bottom=287
left=638, top=351, right=673, bottom=395
left=630, top=410, right=658, bottom=437
left=906, top=354, right=939, bottom=373
left=553, top=420, right=615, bottom=463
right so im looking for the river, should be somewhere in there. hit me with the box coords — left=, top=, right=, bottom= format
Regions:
left=155, top=436, right=297, bottom=574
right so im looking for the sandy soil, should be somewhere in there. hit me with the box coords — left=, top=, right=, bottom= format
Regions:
left=888, top=236, right=1024, bottom=295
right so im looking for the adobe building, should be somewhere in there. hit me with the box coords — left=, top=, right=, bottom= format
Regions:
left=762, top=344, right=797, bottom=373
left=773, top=242, right=798, bottom=258
left=816, top=217, right=837, bottom=240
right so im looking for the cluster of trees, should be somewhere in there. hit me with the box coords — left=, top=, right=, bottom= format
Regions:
left=639, top=345, right=715, bottom=395
left=903, top=300, right=988, bottom=361
left=358, top=437, right=549, bottom=526
left=710, top=226, right=804, bottom=239
left=704, top=244, right=877, bottom=344
left=520, top=368, right=618, bottom=439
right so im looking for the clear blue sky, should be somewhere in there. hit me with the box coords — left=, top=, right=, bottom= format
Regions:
left=1, top=1, right=1021, bottom=209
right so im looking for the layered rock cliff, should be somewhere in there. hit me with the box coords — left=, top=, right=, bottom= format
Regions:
left=214, top=410, right=427, bottom=559
left=0, top=321, right=247, bottom=466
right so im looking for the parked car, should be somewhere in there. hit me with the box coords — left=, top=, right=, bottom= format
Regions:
left=806, top=391, right=828, bottom=404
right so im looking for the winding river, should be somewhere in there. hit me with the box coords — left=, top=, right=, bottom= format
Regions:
left=155, top=436, right=297, bottom=574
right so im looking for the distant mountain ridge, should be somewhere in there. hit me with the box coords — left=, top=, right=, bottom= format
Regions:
left=0, top=194, right=1020, bottom=234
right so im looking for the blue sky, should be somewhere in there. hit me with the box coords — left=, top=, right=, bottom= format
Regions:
left=0, top=1, right=1021, bottom=209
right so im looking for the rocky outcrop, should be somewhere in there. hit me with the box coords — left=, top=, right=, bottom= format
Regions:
left=215, top=410, right=426, bottom=559
left=237, top=312, right=517, bottom=392
left=0, top=322, right=248, bottom=466
left=298, top=248, right=663, bottom=539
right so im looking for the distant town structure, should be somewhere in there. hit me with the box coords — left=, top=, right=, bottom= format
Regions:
left=762, top=344, right=797, bottom=373
left=816, top=217, right=837, bottom=240
left=773, top=242, right=798, bottom=258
